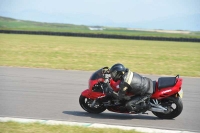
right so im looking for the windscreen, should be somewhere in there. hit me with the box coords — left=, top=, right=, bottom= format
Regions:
left=90, top=69, right=103, bottom=80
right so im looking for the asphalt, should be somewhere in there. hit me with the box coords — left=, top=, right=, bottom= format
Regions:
left=0, top=66, right=200, bottom=132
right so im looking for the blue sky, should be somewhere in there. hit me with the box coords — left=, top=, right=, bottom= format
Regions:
left=0, top=0, right=200, bottom=31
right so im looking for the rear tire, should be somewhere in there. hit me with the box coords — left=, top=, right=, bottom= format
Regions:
left=79, top=95, right=106, bottom=114
left=152, top=96, right=183, bottom=119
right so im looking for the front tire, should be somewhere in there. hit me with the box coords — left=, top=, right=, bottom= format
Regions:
left=79, top=95, right=106, bottom=114
left=152, top=96, right=183, bottom=119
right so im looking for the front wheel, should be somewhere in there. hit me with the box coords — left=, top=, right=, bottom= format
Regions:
left=152, top=96, right=183, bottom=119
left=79, top=95, right=106, bottom=114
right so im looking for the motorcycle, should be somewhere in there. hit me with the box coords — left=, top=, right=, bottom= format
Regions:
left=79, top=67, right=183, bottom=119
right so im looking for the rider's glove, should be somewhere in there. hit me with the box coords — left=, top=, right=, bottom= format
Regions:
left=103, top=83, right=113, bottom=95
left=103, top=74, right=110, bottom=83
left=102, top=83, right=131, bottom=101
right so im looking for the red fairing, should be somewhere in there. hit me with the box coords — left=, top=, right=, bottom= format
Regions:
left=81, top=77, right=105, bottom=99
left=110, top=79, right=120, bottom=92
left=151, top=78, right=183, bottom=99
left=82, top=78, right=119, bottom=99
left=81, top=89, right=105, bottom=99
left=89, top=78, right=104, bottom=90
left=81, top=68, right=120, bottom=99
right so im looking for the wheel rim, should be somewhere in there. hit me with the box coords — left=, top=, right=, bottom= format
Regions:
left=152, top=97, right=183, bottom=119
left=80, top=96, right=106, bottom=113
left=81, top=97, right=93, bottom=110
left=161, top=99, right=178, bottom=114
left=83, top=97, right=100, bottom=108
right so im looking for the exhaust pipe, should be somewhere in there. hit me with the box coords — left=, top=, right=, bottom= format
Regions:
left=149, top=107, right=165, bottom=113
left=149, top=99, right=167, bottom=113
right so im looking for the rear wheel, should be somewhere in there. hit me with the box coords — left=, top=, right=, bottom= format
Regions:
left=152, top=96, right=183, bottom=119
left=79, top=95, right=106, bottom=114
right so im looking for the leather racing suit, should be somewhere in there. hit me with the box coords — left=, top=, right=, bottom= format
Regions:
left=103, top=69, right=153, bottom=112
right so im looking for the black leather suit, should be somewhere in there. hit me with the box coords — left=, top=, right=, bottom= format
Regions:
left=104, top=69, right=153, bottom=112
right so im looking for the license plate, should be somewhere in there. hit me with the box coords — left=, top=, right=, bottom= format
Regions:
left=178, top=89, right=183, bottom=98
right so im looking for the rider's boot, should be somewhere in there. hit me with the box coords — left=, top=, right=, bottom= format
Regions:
left=125, top=94, right=151, bottom=113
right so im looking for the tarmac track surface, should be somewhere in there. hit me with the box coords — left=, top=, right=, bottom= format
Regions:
left=0, top=66, right=200, bottom=132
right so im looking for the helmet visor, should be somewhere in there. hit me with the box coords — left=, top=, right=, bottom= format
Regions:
left=111, top=70, right=117, bottom=78
left=111, top=71, right=121, bottom=81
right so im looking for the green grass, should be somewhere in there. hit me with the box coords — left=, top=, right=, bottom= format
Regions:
left=0, top=34, right=200, bottom=77
left=0, top=122, right=141, bottom=133
left=1, top=16, right=200, bottom=38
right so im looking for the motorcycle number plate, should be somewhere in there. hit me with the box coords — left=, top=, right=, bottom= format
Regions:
left=178, top=89, right=183, bottom=98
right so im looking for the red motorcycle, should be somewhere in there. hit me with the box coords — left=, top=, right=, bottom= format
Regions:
left=79, top=67, right=183, bottom=119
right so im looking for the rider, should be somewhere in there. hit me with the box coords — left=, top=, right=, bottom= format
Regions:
left=103, top=63, right=153, bottom=112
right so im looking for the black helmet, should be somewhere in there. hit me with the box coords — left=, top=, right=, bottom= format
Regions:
left=110, top=63, right=126, bottom=82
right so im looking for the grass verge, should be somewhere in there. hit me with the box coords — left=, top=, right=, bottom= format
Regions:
left=0, top=34, right=200, bottom=77
left=1, top=16, right=200, bottom=39
left=0, top=122, right=142, bottom=133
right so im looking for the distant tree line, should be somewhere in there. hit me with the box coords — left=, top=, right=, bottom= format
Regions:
left=0, top=30, right=200, bottom=42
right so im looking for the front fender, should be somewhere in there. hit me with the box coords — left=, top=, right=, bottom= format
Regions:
left=81, top=89, right=105, bottom=99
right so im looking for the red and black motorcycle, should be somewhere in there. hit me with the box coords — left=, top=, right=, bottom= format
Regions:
left=79, top=67, right=183, bottom=119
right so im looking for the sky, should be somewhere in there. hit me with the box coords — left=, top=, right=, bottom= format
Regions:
left=0, top=0, right=200, bottom=31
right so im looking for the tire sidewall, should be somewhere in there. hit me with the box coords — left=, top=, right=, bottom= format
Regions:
left=152, top=96, right=183, bottom=119
left=79, top=95, right=106, bottom=114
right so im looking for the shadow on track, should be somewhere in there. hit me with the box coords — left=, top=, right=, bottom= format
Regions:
left=62, top=111, right=162, bottom=120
